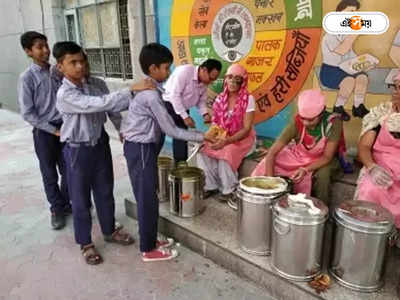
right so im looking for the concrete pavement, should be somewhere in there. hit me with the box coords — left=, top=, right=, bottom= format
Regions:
left=0, top=109, right=274, bottom=300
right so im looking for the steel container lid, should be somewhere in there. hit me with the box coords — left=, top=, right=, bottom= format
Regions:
left=239, top=176, right=288, bottom=195
left=333, top=200, right=394, bottom=234
left=158, top=156, right=173, bottom=168
left=273, top=194, right=329, bottom=225
left=169, top=166, right=204, bottom=181
left=175, top=161, right=188, bottom=168
left=237, top=176, right=289, bottom=204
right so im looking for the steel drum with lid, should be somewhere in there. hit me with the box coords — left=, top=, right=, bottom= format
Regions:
left=272, top=194, right=328, bottom=281
left=169, top=166, right=205, bottom=217
left=237, top=176, right=289, bottom=256
left=329, top=200, right=395, bottom=292
left=157, top=156, right=174, bottom=202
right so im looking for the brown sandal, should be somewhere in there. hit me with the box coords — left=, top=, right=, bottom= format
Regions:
left=104, top=227, right=134, bottom=246
left=81, top=244, right=103, bottom=265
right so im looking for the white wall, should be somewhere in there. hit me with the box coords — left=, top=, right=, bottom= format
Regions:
left=0, top=0, right=65, bottom=111
left=0, top=0, right=155, bottom=110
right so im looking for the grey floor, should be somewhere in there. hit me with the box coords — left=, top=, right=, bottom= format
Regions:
left=0, top=109, right=275, bottom=300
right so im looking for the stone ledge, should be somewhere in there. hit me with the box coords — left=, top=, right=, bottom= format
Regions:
left=125, top=195, right=399, bottom=300
left=125, top=199, right=322, bottom=300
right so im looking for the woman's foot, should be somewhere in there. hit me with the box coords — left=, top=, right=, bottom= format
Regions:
left=227, top=196, right=238, bottom=211
left=204, top=189, right=218, bottom=199
left=218, top=193, right=233, bottom=203
left=142, top=248, right=179, bottom=262
left=81, top=243, right=103, bottom=265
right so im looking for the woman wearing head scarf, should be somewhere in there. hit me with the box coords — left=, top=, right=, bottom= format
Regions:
left=355, top=73, right=400, bottom=232
left=251, top=89, right=345, bottom=204
left=197, top=64, right=256, bottom=210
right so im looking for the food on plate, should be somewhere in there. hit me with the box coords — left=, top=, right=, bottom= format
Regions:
left=205, top=125, right=227, bottom=140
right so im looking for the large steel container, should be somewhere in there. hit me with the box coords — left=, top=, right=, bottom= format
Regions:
left=329, top=200, right=395, bottom=292
left=272, top=195, right=328, bottom=281
left=168, top=166, right=205, bottom=217
left=237, top=176, right=289, bottom=256
left=157, top=156, right=174, bottom=202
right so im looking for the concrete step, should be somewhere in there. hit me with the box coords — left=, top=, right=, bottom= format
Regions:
left=125, top=198, right=323, bottom=300
left=125, top=183, right=400, bottom=300
left=126, top=150, right=399, bottom=299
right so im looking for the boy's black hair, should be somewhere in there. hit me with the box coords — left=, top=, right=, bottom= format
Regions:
left=139, top=43, right=173, bottom=75
left=336, top=0, right=360, bottom=11
left=199, top=59, right=222, bottom=73
left=52, top=41, right=83, bottom=62
left=20, top=31, right=47, bottom=50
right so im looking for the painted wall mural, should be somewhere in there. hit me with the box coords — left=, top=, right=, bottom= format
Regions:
left=168, top=0, right=322, bottom=125
left=156, top=0, right=400, bottom=146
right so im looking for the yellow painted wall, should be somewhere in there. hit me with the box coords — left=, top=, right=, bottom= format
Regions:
left=160, top=1, right=398, bottom=149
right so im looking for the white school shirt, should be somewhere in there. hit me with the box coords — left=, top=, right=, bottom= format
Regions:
left=321, top=33, right=357, bottom=66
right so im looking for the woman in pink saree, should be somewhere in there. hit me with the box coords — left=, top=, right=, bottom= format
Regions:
left=197, top=64, right=256, bottom=210
left=251, top=89, right=344, bottom=204
left=355, top=73, right=400, bottom=239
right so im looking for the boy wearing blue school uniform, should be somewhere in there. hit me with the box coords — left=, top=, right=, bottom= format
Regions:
left=121, top=43, right=214, bottom=262
left=18, top=31, right=70, bottom=230
left=54, top=41, right=152, bottom=265
left=82, top=55, right=124, bottom=223
left=80, top=51, right=124, bottom=151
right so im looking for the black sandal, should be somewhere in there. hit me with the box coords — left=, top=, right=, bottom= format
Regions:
left=81, top=244, right=103, bottom=265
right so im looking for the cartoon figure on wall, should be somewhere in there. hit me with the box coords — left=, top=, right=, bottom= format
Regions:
left=386, top=28, right=400, bottom=84
left=389, top=29, right=400, bottom=68
left=169, top=0, right=323, bottom=125
left=319, top=0, right=378, bottom=122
